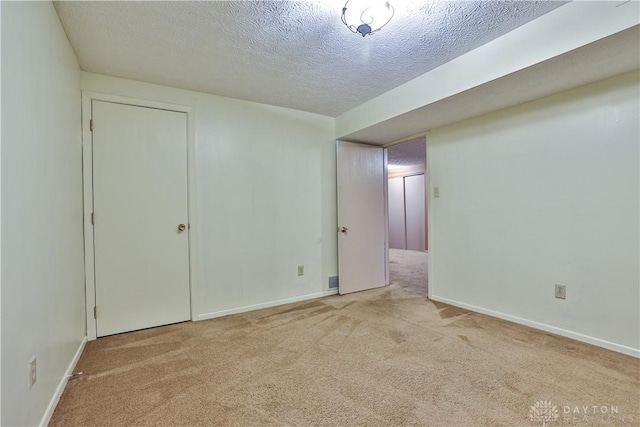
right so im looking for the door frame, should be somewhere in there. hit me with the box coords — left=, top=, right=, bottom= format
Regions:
left=382, top=133, right=432, bottom=299
left=81, top=91, right=196, bottom=340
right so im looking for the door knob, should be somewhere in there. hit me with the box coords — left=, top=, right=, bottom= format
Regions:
left=178, top=224, right=186, bottom=232
left=339, top=227, right=348, bottom=233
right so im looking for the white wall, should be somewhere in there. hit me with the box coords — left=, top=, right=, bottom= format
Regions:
left=0, top=4, right=3, bottom=423
left=428, top=72, right=639, bottom=356
left=81, top=73, right=338, bottom=322
left=1, top=2, right=86, bottom=426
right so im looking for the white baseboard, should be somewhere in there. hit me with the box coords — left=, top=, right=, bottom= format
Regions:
left=40, top=336, right=87, bottom=427
left=197, top=289, right=339, bottom=321
left=430, top=295, right=640, bottom=358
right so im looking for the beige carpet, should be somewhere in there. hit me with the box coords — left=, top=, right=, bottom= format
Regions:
left=51, top=249, right=639, bottom=426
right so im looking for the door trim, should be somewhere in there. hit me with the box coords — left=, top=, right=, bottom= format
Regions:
left=81, top=91, right=196, bottom=340
left=383, top=148, right=390, bottom=286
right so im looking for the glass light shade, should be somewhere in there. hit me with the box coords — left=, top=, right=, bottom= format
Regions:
left=341, top=0, right=395, bottom=37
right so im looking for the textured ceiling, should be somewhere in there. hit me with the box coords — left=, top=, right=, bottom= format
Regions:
left=54, top=0, right=568, bottom=117
left=388, top=138, right=426, bottom=169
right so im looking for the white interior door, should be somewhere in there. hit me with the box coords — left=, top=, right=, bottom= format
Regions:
left=92, top=101, right=191, bottom=337
left=337, top=141, right=386, bottom=294
left=405, top=174, right=426, bottom=251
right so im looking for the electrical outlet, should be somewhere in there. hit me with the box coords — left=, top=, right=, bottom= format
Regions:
left=297, top=265, right=304, bottom=276
left=29, top=356, right=37, bottom=388
left=555, top=284, right=566, bottom=300
left=433, top=186, right=440, bottom=198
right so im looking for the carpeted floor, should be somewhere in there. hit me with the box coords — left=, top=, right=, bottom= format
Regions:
left=51, top=249, right=639, bottom=426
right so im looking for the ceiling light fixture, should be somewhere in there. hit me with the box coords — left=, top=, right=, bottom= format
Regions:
left=341, top=0, right=395, bottom=37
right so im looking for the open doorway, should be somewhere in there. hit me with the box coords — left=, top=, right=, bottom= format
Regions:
left=336, top=138, right=428, bottom=297
left=386, top=137, right=428, bottom=296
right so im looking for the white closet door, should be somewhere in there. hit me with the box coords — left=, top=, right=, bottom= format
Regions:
left=388, top=177, right=407, bottom=249
left=405, top=174, right=426, bottom=251
left=92, top=100, right=191, bottom=337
